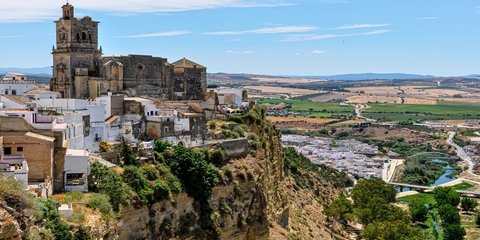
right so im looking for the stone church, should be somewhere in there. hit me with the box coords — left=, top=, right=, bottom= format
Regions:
left=50, top=3, right=207, bottom=100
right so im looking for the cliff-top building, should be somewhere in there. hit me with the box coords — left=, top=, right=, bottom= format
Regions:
left=50, top=3, right=207, bottom=100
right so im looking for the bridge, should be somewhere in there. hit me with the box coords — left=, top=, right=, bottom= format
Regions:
left=388, top=182, right=480, bottom=197
left=407, top=152, right=458, bottom=160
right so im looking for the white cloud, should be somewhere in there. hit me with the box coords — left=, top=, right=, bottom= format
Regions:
left=476, top=6, right=480, bottom=14
left=311, top=50, right=325, bottom=54
left=333, top=23, right=391, bottom=30
left=417, top=17, right=438, bottom=20
left=205, top=25, right=318, bottom=35
left=117, top=31, right=191, bottom=38
left=225, top=50, right=255, bottom=54
left=0, top=0, right=294, bottom=22
left=281, top=30, right=391, bottom=42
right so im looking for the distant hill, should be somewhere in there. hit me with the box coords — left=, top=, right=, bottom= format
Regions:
left=296, top=73, right=437, bottom=81
left=0, top=67, right=51, bottom=76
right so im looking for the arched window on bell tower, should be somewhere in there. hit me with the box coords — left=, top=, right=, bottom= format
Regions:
left=62, top=3, right=74, bottom=19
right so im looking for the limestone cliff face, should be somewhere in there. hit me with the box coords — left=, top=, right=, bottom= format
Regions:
left=116, top=109, right=289, bottom=239
left=0, top=208, right=22, bottom=240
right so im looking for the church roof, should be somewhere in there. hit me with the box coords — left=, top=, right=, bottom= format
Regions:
left=171, top=58, right=206, bottom=69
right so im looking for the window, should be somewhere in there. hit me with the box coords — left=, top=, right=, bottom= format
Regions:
left=66, top=173, right=85, bottom=186
left=4, top=90, right=8, bottom=95
left=17, top=147, right=23, bottom=152
left=4, top=147, right=11, bottom=154
left=11, top=90, right=16, bottom=95
left=164, top=127, right=169, bottom=133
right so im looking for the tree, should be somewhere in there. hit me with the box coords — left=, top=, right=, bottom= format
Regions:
left=121, top=141, right=139, bottom=166
left=408, top=199, right=428, bottom=223
left=122, top=166, right=153, bottom=204
left=164, top=145, right=218, bottom=201
left=434, top=186, right=460, bottom=207
left=324, top=192, right=353, bottom=222
left=154, top=139, right=172, bottom=154
left=443, top=223, right=466, bottom=240
left=438, top=204, right=461, bottom=225
left=351, top=178, right=397, bottom=209
left=475, top=213, right=480, bottom=227
left=361, top=220, right=423, bottom=240
left=88, top=161, right=131, bottom=211
left=460, top=197, right=478, bottom=213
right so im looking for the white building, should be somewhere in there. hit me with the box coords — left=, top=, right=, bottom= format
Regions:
left=0, top=154, right=29, bottom=189
left=24, top=88, right=61, bottom=100
left=0, top=72, right=36, bottom=95
left=64, top=149, right=89, bottom=192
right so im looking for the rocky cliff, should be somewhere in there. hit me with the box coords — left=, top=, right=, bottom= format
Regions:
left=1, top=106, right=349, bottom=240
left=115, top=107, right=289, bottom=239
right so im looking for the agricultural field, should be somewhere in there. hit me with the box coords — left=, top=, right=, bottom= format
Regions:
left=362, top=101, right=480, bottom=122
left=260, top=99, right=354, bottom=113
left=254, top=77, right=324, bottom=84
left=345, top=85, right=480, bottom=104
left=244, top=86, right=322, bottom=98
left=266, top=116, right=337, bottom=125
left=347, top=95, right=437, bottom=105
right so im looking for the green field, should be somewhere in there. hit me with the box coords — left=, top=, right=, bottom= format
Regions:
left=397, top=193, right=436, bottom=205
left=260, top=99, right=354, bottom=113
left=452, top=182, right=475, bottom=190
left=363, top=101, right=480, bottom=121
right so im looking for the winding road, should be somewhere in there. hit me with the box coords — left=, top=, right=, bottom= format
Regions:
left=446, top=131, right=478, bottom=176
left=355, top=104, right=375, bottom=122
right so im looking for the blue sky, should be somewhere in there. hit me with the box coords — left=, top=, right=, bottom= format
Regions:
left=0, top=0, right=479, bottom=76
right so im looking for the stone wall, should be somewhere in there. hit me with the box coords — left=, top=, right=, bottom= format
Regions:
left=111, top=95, right=125, bottom=116
left=219, top=138, right=249, bottom=158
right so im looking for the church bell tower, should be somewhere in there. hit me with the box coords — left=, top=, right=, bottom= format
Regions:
left=51, top=3, right=102, bottom=98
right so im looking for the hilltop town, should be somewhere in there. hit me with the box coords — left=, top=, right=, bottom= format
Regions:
left=0, top=4, right=249, bottom=197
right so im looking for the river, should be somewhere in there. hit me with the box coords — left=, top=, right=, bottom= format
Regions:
left=397, top=159, right=455, bottom=192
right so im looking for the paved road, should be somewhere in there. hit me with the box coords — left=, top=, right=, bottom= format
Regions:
left=446, top=131, right=478, bottom=176
left=355, top=104, right=375, bottom=122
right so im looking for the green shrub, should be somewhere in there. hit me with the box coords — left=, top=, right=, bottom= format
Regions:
left=221, top=123, right=229, bottom=130
left=209, top=121, right=217, bottom=130
left=221, top=166, right=234, bottom=181
left=232, top=126, right=245, bottom=137
left=228, top=131, right=240, bottom=139
left=211, top=149, right=226, bottom=165
left=65, top=191, right=84, bottom=202
left=234, top=186, right=243, bottom=198
left=247, top=132, right=258, bottom=141
left=154, top=140, right=173, bottom=154
left=87, top=193, right=115, bottom=219
left=250, top=141, right=258, bottom=150
left=142, top=164, right=160, bottom=180
left=74, top=225, right=92, bottom=240
left=219, top=201, right=232, bottom=215
left=71, top=208, right=85, bottom=223
left=152, top=179, right=171, bottom=201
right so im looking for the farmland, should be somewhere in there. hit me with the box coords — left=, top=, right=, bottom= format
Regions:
left=260, top=99, right=354, bottom=113
left=362, top=101, right=480, bottom=121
